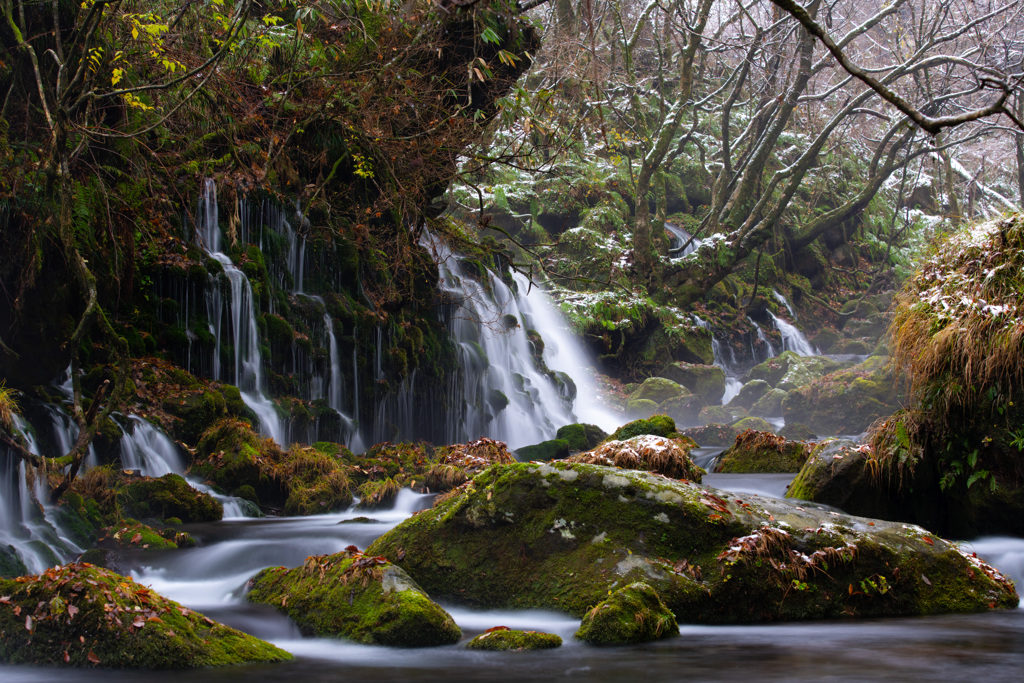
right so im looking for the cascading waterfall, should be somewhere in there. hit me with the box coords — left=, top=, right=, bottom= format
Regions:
left=666, top=222, right=702, bottom=258
left=692, top=314, right=743, bottom=405
left=768, top=291, right=818, bottom=356
left=196, top=180, right=285, bottom=445
left=748, top=317, right=777, bottom=363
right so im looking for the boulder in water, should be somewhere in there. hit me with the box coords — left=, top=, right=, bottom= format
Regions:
left=731, top=416, right=775, bottom=434
left=466, top=627, right=562, bottom=651
left=715, top=431, right=812, bottom=473
left=515, top=439, right=571, bottom=462
left=680, top=424, right=740, bottom=447
left=247, top=549, right=461, bottom=647
left=742, top=351, right=847, bottom=391
left=607, top=415, right=680, bottom=442
left=0, top=563, right=290, bottom=668
left=118, top=473, right=223, bottom=523
left=626, top=398, right=659, bottom=419
left=574, top=582, right=678, bottom=645
left=568, top=435, right=703, bottom=482
left=368, top=462, right=1018, bottom=621
left=658, top=362, right=726, bottom=404
left=628, top=377, right=688, bottom=404
left=728, top=380, right=770, bottom=410
left=556, top=423, right=608, bottom=452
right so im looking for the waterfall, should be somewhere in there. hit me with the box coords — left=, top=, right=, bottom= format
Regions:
left=197, top=180, right=285, bottom=445
left=748, top=317, right=777, bottom=362
left=773, top=289, right=797, bottom=319
left=692, top=314, right=743, bottom=405
left=666, top=222, right=702, bottom=258
left=768, top=311, right=818, bottom=356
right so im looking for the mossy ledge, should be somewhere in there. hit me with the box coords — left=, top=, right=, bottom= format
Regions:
left=0, top=564, right=291, bottom=668
left=246, top=549, right=461, bottom=647
left=367, top=462, right=1018, bottom=622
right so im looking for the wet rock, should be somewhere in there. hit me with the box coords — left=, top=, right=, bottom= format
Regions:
left=607, top=415, right=680, bottom=442
left=626, top=398, right=659, bottom=419
left=750, top=388, right=787, bottom=418
left=0, top=546, right=28, bottom=579
left=556, top=423, right=608, bottom=452
left=466, top=628, right=562, bottom=651
left=247, top=549, right=461, bottom=647
left=728, top=380, right=770, bottom=410
left=731, top=416, right=774, bottom=433
left=629, top=377, right=688, bottom=405
left=118, top=473, right=223, bottom=524
left=779, top=423, right=818, bottom=441
left=679, top=424, right=741, bottom=447
left=568, top=435, right=703, bottom=482
left=514, top=439, right=571, bottom=462
left=574, top=582, right=678, bottom=645
left=781, top=356, right=900, bottom=436
left=715, top=431, right=812, bottom=473
left=658, top=394, right=707, bottom=426
left=742, top=351, right=847, bottom=391
left=658, top=363, right=726, bottom=404
left=697, top=405, right=731, bottom=426
left=368, top=462, right=1018, bottom=621
left=0, top=563, right=290, bottom=668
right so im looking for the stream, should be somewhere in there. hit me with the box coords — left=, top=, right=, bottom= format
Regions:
left=4, top=478, right=1023, bottom=682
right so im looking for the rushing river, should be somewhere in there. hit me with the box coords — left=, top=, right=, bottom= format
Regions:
left=3, top=477, right=1023, bottom=682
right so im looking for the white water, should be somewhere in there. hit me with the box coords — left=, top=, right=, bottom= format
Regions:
left=666, top=222, right=702, bottom=258
left=692, top=314, right=743, bottom=405
left=768, top=311, right=818, bottom=356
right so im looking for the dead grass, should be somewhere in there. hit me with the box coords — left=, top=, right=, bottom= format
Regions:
left=567, top=435, right=702, bottom=481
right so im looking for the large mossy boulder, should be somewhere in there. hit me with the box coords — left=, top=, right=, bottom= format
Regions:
left=750, top=388, right=787, bottom=418
left=515, top=439, right=571, bottom=462
left=781, top=356, right=899, bottom=436
left=466, top=628, right=562, bottom=651
left=658, top=362, right=726, bottom=404
left=247, top=549, right=461, bottom=647
left=568, top=435, right=703, bottom=482
left=0, top=564, right=290, bottom=668
left=728, top=380, right=770, bottom=410
left=680, top=424, right=741, bottom=447
left=715, top=431, right=812, bottom=474
left=118, top=474, right=223, bottom=523
left=607, top=415, right=679, bottom=442
left=742, top=351, right=847, bottom=391
left=367, top=462, right=1018, bottom=621
left=574, top=582, right=678, bottom=645
left=658, top=394, right=707, bottom=426
left=628, top=377, right=688, bottom=404
left=786, top=439, right=891, bottom=511
left=556, top=423, right=608, bottom=452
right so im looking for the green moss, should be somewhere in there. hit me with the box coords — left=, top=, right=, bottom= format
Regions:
left=514, top=439, right=570, bottom=462
left=715, top=431, right=811, bottom=474
left=731, top=417, right=775, bottom=434
left=0, top=546, right=28, bottom=579
left=608, top=415, right=678, bottom=442
left=629, top=377, right=687, bottom=404
left=575, top=582, right=678, bottom=645
left=118, top=474, right=223, bottom=523
left=356, top=477, right=400, bottom=510
left=465, top=628, right=562, bottom=651
left=555, top=423, right=608, bottom=452
left=247, top=551, right=461, bottom=647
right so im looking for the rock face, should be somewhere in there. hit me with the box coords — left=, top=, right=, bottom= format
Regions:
left=367, top=462, right=1018, bottom=621
left=246, top=549, right=461, bottom=647
left=782, top=356, right=900, bottom=435
left=0, top=564, right=290, bottom=668
left=575, top=582, right=679, bottom=645
left=715, top=431, right=812, bottom=473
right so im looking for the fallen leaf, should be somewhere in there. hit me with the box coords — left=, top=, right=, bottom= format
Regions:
left=64, top=651, right=70, bottom=663
left=87, top=651, right=100, bottom=665
left=67, top=604, right=79, bottom=618
left=921, top=574, right=932, bottom=586
left=922, top=536, right=934, bottom=546
left=133, top=617, right=145, bottom=628
left=131, top=533, right=143, bottom=544
left=25, top=615, right=33, bottom=631
left=485, top=625, right=511, bottom=633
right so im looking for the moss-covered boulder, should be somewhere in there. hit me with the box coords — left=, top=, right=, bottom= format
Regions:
left=574, top=582, right=678, bottom=645
left=750, top=388, right=787, bottom=418
left=556, top=423, right=608, bottom=452
left=97, top=521, right=193, bottom=552
left=282, top=446, right=354, bottom=515
left=680, top=424, right=741, bottom=447
left=658, top=394, right=706, bottom=426
left=466, top=627, right=562, bottom=651
left=0, top=563, right=290, bottom=668
left=118, top=474, right=223, bottom=523
left=367, top=462, right=1018, bottom=621
left=246, top=549, right=461, bottom=647
left=715, top=431, right=812, bottom=474
left=0, top=546, right=28, bottom=579
left=731, top=416, right=775, bottom=433
left=628, top=377, right=688, bottom=404
left=697, top=405, right=731, bottom=426
left=782, top=356, right=899, bottom=435
left=608, top=415, right=679, bottom=442
left=728, top=380, right=770, bottom=410
left=658, top=363, right=726, bottom=404
left=779, top=423, right=818, bottom=441
left=786, top=439, right=882, bottom=507
left=742, top=351, right=847, bottom=391
left=568, top=435, right=703, bottom=482
left=515, top=439, right=571, bottom=462
left=625, top=398, right=659, bottom=419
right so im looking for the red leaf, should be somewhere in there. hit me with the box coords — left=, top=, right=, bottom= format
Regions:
left=203, top=616, right=216, bottom=625
left=63, top=651, right=70, bottom=663
left=87, top=651, right=101, bottom=665
left=922, top=536, right=934, bottom=546
left=131, top=533, right=143, bottom=544
left=485, top=625, right=511, bottom=633
left=345, top=545, right=360, bottom=554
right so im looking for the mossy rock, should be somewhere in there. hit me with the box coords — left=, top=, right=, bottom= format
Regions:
left=607, top=415, right=678, bottom=442
left=367, top=462, right=1018, bottom=622
left=697, top=405, right=731, bottom=426
left=715, top=431, right=812, bottom=474
left=99, top=521, right=189, bottom=551
left=779, top=423, right=818, bottom=441
left=118, top=474, right=223, bottom=523
left=356, top=478, right=400, bottom=510
left=568, top=435, right=703, bottom=482
left=191, top=419, right=287, bottom=506
left=830, top=338, right=872, bottom=355
left=731, top=416, right=775, bottom=433
left=679, top=424, right=741, bottom=447
left=628, top=377, right=687, bottom=404
left=749, top=388, right=787, bottom=418
left=626, top=398, right=658, bottom=419
left=742, top=351, right=846, bottom=391
left=0, top=546, right=28, bottom=579
left=781, top=356, right=899, bottom=436
left=161, top=389, right=234, bottom=445
left=246, top=550, right=461, bottom=647
left=575, top=582, right=678, bottom=645
left=465, top=628, right=562, bottom=651
left=0, top=564, right=290, bottom=668
left=658, top=394, right=706, bottom=427
left=515, top=439, right=571, bottom=462
left=556, top=423, right=608, bottom=452
left=728, top=380, right=770, bottom=410
left=658, top=362, right=726, bottom=404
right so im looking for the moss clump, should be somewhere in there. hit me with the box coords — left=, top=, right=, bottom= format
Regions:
left=607, top=415, right=678, bottom=442
left=466, top=628, right=562, bottom=651
left=715, top=431, right=812, bottom=473
left=556, top=423, right=608, bottom=452
left=246, top=549, right=461, bottom=647
left=0, top=564, right=291, bottom=668
left=514, top=439, right=570, bottom=462
left=99, top=521, right=188, bottom=551
left=575, top=583, right=678, bottom=645
left=356, top=478, right=400, bottom=510
left=118, top=474, right=223, bottom=523
left=282, top=447, right=354, bottom=515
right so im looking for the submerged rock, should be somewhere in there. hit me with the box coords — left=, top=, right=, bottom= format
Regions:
left=715, top=431, right=812, bottom=474
left=465, top=627, right=562, bottom=651
left=368, top=462, right=1018, bottom=622
left=246, top=549, right=461, bottom=647
left=0, top=563, right=290, bottom=668
left=574, top=582, right=678, bottom=645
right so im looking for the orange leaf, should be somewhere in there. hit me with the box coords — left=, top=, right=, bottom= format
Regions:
left=922, top=536, right=933, bottom=546
left=485, top=625, right=511, bottom=633
left=87, top=651, right=101, bottom=665
left=131, top=533, right=143, bottom=544
left=64, top=651, right=70, bottom=663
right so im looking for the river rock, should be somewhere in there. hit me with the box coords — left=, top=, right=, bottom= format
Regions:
left=731, top=416, right=775, bottom=433
left=574, top=582, right=678, bottom=645
left=466, top=628, right=562, bottom=651
left=626, top=398, right=659, bottom=418
left=750, top=388, right=787, bottom=418
left=607, top=415, right=680, bottom=441
left=697, top=405, right=731, bottom=425
left=680, top=424, right=741, bottom=447
left=629, top=377, right=688, bottom=405
left=567, top=435, right=703, bottom=482
left=515, top=439, right=571, bottom=461
left=715, top=431, right=812, bottom=473
left=247, top=549, right=461, bottom=647
left=658, top=394, right=707, bottom=426
left=728, top=380, right=770, bottom=410
left=368, top=462, right=1018, bottom=622
left=118, top=473, right=223, bottom=523
left=0, top=563, right=290, bottom=668
left=781, top=356, right=899, bottom=435
left=556, top=423, right=608, bottom=452
left=658, top=362, right=726, bottom=404
left=742, top=351, right=847, bottom=391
